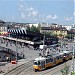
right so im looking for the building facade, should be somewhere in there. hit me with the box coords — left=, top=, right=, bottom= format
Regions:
left=40, top=26, right=67, bottom=37
left=0, top=20, right=7, bottom=35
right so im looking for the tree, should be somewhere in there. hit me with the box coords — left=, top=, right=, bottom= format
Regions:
left=65, top=34, right=74, bottom=39
left=27, top=25, right=30, bottom=31
left=28, top=25, right=40, bottom=32
left=59, top=34, right=63, bottom=37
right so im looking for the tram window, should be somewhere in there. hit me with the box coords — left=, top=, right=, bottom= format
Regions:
left=38, top=61, right=40, bottom=65
left=46, top=59, right=50, bottom=63
left=34, top=62, right=38, bottom=65
left=59, top=56, right=61, bottom=58
left=64, top=53, right=66, bottom=56
left=56, top=56, right=59, bottom=60
left=50, top=58, right=53, bottom=62
left=59, top=56, right=62, bottom=59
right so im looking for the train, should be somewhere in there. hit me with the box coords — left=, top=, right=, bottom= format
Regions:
left=33, top=50, right=75, bottom=71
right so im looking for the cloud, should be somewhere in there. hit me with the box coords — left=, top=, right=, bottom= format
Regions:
left=27, top=7, right=38, bottom=17
left=65, top=17, right=73, bottom=21
left=18, top=1, right=58, bottom=22
left=46, top=15, right=52, bottom=19
left=20, top=12, right=25, bottom=19
left=28, top=11, right=38, bottom=17
left=18, top=0, right=26, bottom=19
left=53, top=15, right=58, bottom=19
left=46, top=14, right=58, bottom=20
left=19, top=4, right=24, bottom=9
left=26, top=7, right=34, bottom=11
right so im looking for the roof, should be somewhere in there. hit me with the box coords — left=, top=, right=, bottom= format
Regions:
left=63, top=51, right=72, bottom=54
left=41, top=27, right=67, bottom=31
left=0, top=24, right=7, bottom=27
left=50, top=52, right=64, bottom=57
left=34, top=56, right=46, bottom=61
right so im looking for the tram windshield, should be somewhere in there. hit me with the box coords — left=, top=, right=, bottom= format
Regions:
left=34, top=61, right=40, bottom=65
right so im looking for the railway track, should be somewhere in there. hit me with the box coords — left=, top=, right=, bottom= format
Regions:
left=4, top=59, right=74, bottom=75
left=4, top=61, right=33, bottom=75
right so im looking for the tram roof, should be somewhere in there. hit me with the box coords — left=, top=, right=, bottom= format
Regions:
left=34, top=56, right=46, bottom=61
left=63, top=50, right=72, bottom=54
left=50, top=52, right=63, bottom=57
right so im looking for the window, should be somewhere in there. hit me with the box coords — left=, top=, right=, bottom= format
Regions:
left=34, top=61, right=40, bottom=65
left=38, top=61, right=40, bottom=65
left=50, top=58, right=53, bottom=62
left=56, top=56, right=59, bottom=60
left=46, top=59, right=50, bottom=63
left=34, top=61, right=38, bottom=65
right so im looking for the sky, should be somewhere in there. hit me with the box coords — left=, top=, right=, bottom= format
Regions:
left=0, top=0, right=74, bottom=25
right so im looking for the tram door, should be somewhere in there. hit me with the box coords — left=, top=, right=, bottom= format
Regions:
left=41, top=61, right=45, bottom=70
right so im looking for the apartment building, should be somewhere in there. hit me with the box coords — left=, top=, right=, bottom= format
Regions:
left=0, top=20, right=7, bottom=35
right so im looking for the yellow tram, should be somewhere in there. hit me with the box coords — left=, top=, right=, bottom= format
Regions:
left=63, top=51, right=72, bottom=60
left=33, top=50, right=74, bottom=71
left=33, top=52, right=64, bottom=71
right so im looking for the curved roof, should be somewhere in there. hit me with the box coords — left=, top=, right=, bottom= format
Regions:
left=34, top=56, right=46, bottom=61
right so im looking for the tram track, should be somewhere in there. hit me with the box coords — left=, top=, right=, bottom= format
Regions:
left=4, top=61, right=33, bottom=75
left=3, top=59, right=75, bottom=75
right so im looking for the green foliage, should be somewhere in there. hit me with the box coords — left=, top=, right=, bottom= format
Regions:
left=71, top=72, right=75, bottom=75
left=65, top=34, right=74, bottom=39
left=27, top=25, right=40, bottom=32
left=59, top=34, right=63, bottom=37
left=60, top=65, right=70, bottom=75
left=27, top=25, right=30, bottom=31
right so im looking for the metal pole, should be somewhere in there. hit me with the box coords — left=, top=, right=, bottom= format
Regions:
left=61, top=37, right=62, bottom=48
left=43, top=34, right=45, bottom=47
left=72, top=44, right=75, bottom=73
left=16, top=38, right=18, bottom=62
left=43, top=34, right=45, bottom=56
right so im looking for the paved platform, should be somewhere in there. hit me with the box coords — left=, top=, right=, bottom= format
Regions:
left=0, top=59, right=30, bottom=75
